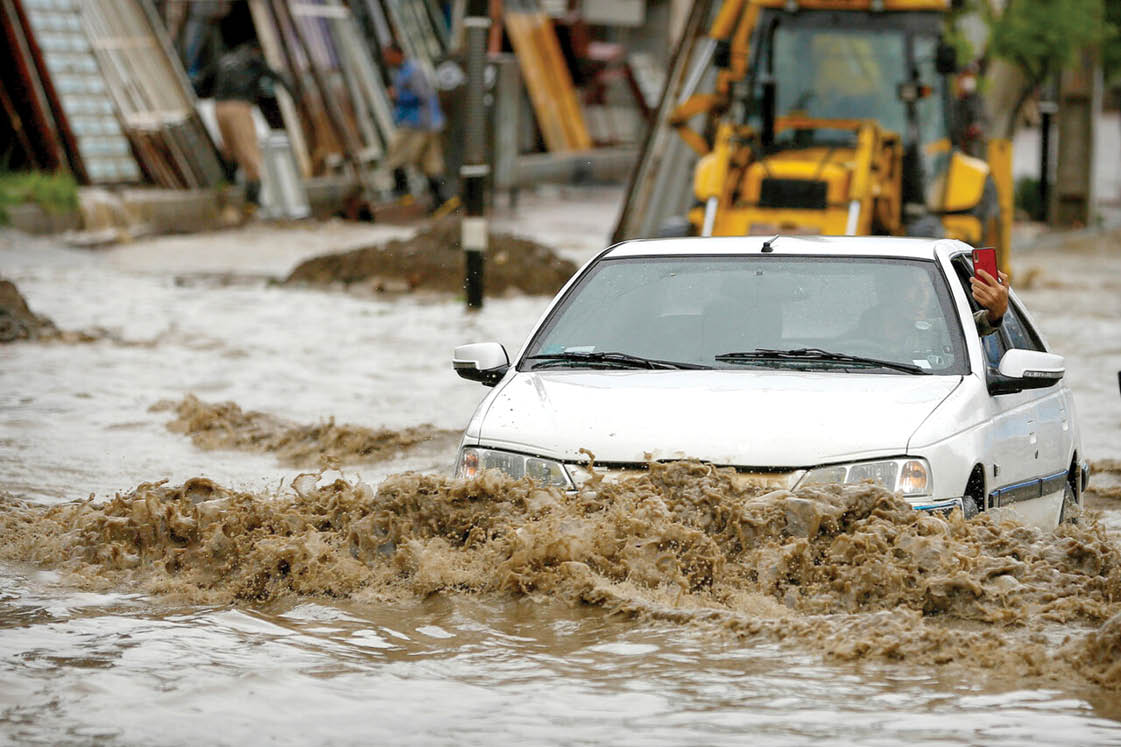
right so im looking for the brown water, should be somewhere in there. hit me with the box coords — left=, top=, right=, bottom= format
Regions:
left=2, top=210, right=1121, bottom=746
left=151, top=394, right=459, bottom=469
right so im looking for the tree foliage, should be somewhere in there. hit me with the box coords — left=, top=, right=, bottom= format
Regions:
left=988, top=0, right=1105, bottom=82
left=1104, top=0, right=1121, bottom=83
left=985, top=0, right=1108, bottom=134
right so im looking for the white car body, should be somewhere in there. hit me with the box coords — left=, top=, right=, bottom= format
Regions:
left=454, top=236, right=1085, bottom=530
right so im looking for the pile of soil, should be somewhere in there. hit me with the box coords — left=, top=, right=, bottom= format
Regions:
left=0, top=278, right=59, bottom=343
left=151, top=394, right=459, bottom=468
left=284, top=216, right=578, bottom=296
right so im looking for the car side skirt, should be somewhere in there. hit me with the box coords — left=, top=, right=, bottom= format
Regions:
left=988, top=469, right=1068, bottom=508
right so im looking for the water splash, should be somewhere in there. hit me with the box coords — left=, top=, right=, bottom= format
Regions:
left=151, top=395, right=458, bottom=468
left=1, top=461, right=1118, bottom=689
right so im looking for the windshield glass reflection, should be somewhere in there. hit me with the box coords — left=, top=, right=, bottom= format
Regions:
left=524, top=256, right=968, bottom=374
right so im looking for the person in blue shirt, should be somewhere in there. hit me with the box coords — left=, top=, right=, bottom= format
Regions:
left=381, top=43, right=449, bottom=210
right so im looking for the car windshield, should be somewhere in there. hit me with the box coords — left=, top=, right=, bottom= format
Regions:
left=523, top=255, right=968, bottom=375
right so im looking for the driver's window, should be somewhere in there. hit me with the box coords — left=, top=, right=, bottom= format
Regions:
left=1002, top=302, right=1046, bottom=353
left=981, top=329, right=1005, bottom=368
left=951, top=254, right=1005, bottom=368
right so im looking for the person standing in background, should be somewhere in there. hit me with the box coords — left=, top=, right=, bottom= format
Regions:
left=381, top=43, right=450, bottom=211
left=212, top=40, right=288, bottom=210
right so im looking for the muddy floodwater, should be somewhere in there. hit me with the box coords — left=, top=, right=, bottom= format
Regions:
left=2, top=192, right=1121, bottom=746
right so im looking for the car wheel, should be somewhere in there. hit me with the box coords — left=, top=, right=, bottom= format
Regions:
left=1058, top=481, right=1080, bottom=525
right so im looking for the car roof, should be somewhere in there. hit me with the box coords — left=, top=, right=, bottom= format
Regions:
left=603, top=235, right=973, bottom=261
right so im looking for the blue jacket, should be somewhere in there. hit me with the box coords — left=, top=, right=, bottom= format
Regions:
left=392, top=61, right=445, bottom=132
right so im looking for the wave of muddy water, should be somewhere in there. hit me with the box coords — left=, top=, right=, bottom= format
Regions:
left=3, top=212, right=1121, bottom=745
left=151, top=394, right=459, bottom=468
left=2, top=466, right=1121, bottom=744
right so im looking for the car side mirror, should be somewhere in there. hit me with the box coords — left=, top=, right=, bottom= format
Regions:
left=988, top=349, right=1064, bottom=395
left=453, top=342, right=509, bottom=386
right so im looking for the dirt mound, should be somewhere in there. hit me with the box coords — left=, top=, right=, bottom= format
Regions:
left=0, top=277, right=59, bottom=342
left=2, top=461, right=1119, bottom=689
left=284, top=216, right=578, bottom=296
left=1, top=277, right=111, bottom=344
left=151, top=395, right=458, bottom=468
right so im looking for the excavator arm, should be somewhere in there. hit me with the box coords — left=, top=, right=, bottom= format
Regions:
left=668, top=0, right=759, bottom=157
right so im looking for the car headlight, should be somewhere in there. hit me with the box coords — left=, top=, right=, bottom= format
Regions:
left=797, top=457, right=931, bottom=497
left=456, top=447, right=573, bottom=489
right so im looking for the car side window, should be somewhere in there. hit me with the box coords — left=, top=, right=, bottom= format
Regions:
left=1002, top=301, right=1046, bottom=353
left=981, top=327, right=1005, bottom=368
left=950, top=254, right=1005, bottom=368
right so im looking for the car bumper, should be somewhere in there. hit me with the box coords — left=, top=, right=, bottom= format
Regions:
left=907, top=496, right=964, bottom=514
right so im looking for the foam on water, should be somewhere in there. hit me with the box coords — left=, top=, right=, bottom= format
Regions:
left=2, top=462, right=1118, bottom=692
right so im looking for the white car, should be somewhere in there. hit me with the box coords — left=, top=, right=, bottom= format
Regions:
left=452, top=236, right=1086, bottom=529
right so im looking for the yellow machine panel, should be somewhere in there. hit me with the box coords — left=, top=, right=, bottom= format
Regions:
left=935, top=151, right=989, bottom=213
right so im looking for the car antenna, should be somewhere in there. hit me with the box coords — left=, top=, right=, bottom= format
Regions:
left=761, top=235, right=779, bottom=253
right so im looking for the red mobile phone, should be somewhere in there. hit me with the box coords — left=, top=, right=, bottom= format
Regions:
left=972, top=247, right=998, bottom=283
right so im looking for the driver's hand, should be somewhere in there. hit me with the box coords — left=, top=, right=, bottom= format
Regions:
left=970, top=269, right=1009, bottom=324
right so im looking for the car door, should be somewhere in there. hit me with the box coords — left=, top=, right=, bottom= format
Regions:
left=977, top=316, right=1042, bottom=509
left=948, top=256, right=1039, bottom=512
left=1001, top=299, right=1071, bottom=501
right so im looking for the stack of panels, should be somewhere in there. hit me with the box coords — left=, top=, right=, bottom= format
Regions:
left=380, top=0, right=447, bottom=78
left=21, top=0, right=141, bottom=183
left=503, top=0, right=590, bottom=152
left=81, top=0, right=223, bottom=188
left=252, top=0, right=396, bottom=175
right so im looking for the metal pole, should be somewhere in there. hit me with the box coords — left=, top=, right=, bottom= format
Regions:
left=1039, top=92, right=1056, bottom=223
left=462, top=0, right=489, bottom=310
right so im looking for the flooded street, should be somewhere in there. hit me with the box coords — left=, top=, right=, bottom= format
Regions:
left=2, top=187, right=1121, bottom=746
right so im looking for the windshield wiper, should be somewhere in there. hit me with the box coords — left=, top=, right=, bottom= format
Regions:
left=524, top=351, right=709, bottom=370
left=714, top=348, right=930, bottom=375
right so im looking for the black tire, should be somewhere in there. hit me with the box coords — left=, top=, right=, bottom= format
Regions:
left=1058, top=481, right=1080, bottom=525
left=962, top=466, right=985, bottom=520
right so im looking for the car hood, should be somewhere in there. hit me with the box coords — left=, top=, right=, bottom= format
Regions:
left=475, top=370, right=961, bottom=466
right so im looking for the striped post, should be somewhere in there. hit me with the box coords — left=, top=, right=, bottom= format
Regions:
left=461, top=0, right=490, bottom=309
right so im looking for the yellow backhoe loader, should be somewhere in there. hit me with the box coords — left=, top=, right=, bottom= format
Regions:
left=621, top=0, right=1012, bottom=265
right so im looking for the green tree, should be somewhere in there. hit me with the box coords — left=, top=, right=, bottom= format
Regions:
left=1104, top=0, right=1121, bottom=83
left=985, top=0, right=1107, bottom=136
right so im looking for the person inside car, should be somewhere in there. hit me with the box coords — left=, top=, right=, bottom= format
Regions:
left=861, top=265, right=1009, bottom=340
